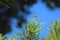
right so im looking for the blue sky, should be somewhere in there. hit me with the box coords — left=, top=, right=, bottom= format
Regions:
left=27, top=0, right=60, bottom=37
left=6, top=0, right=60, bottom=38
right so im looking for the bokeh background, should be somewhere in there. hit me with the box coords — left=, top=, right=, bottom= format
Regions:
left=5, top=0, right=60, bottom=38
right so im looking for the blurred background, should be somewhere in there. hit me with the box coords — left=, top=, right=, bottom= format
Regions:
left=0, top=0, right=60, bottom=39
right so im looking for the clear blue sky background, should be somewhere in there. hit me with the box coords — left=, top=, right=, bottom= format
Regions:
left=6, top=0, right=60, bottom=38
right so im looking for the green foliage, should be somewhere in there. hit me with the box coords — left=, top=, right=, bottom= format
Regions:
left=17, top=18, right=42, bottom=40
left=21, top=20, right=42, bottom=40
left=0, top=33, right=6, bottom=40
left=0, top=16, right=60, bottom=40
left=0, top=17, right=42, bottom=40
left=7, top=32, right=21, bottom=40
left=45, top=19, right=60, bottom=40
